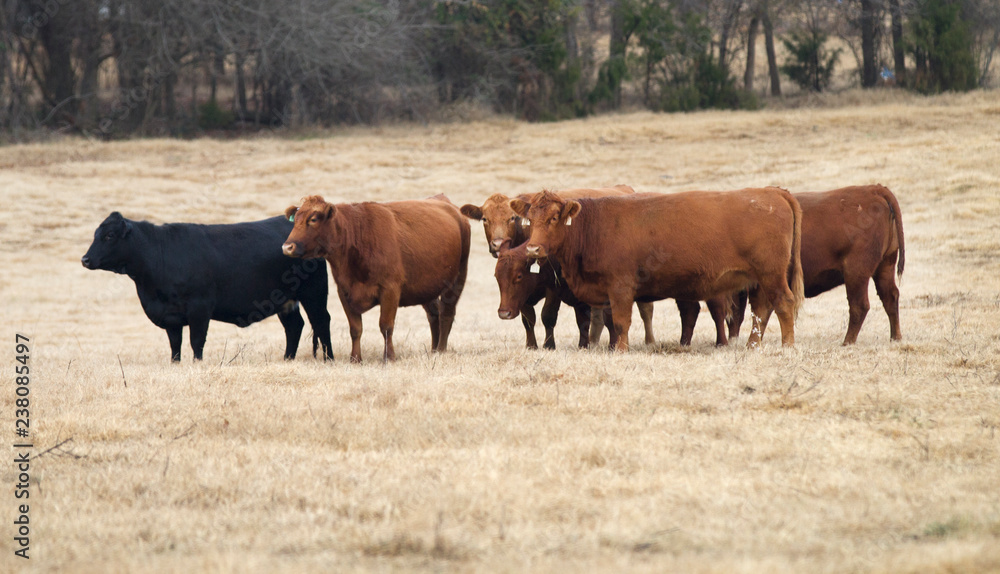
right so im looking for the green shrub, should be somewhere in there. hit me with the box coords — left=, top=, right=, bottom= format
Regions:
left=197, top=99, right=234, bottom=130
left=780, top=30, right=841, bottom=92
left=907, top=0, right=978, bottom=93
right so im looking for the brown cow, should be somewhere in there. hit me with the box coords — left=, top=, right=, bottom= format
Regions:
left=495, top=243, right=593, bottom=348
left=462, top=185, right=657, bottom=348
left=724, top=184, right=904, bottom=345
left=510, top=188, right=804, bottom=350
left=282, top=195, right=470, bottom=362
left=465, top=186, right=728, bottom=348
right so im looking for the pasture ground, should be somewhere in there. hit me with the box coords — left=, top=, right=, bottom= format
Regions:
left=1, top=89, right=999, bottom=573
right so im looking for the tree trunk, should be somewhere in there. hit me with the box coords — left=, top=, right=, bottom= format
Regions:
left=860, top=0, right=878, bottom=87
left=565, top=8, right=582, bottom=103
left=609, top=0, right=628, bottom=109
left=38, top=17, right=78, bottom=121
left=745, top=14, right=760, bottom=91
left=235, top=52, right=248, bottom=120
left=763, top=11, right=781, bottom=96
left=718, top=0, right=742, bottom=70
left=888, top=0, right=905, bottom=83
left=585, top=0, right=599, bottom=32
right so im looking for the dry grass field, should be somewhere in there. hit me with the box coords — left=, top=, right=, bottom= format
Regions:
left=1, top=90, right=999, bottom=573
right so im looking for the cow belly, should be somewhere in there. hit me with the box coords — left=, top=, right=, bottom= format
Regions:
left=399, top=273, right=459, bottom=307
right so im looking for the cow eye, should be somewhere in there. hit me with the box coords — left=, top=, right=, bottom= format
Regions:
left=510, top=216, right=517, bottom=222
left=515, top=273, right=522, bottom=281
left=103, top=232, right=114, bottom=241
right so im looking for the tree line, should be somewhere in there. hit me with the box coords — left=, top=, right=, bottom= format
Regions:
left=1, top=0, right=996, bottom=138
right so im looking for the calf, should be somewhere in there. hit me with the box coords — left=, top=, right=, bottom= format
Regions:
left=282, top=195, right=470, bottom=362
left=724, top=184, right=904, bottom=344
left=511, top=188, right=804, bottom=350
left=494, top=243, right=593, bottom=348
left=82, top=212, right=333, bottom=362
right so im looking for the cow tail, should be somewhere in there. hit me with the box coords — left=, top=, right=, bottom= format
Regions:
left=876, top=184, right=905, bottom=278
left=787, top=192, right=805, bottom=318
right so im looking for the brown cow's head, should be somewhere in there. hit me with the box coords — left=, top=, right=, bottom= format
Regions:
left=460, top=193, right=525, bottom=257
left=494, top=244, right=541, bottom=320
left=282, top=195, right=335, bottom=259
left=510, top=191, right=581, bottom=259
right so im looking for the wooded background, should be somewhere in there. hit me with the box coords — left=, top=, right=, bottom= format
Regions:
left=2, top=0, right=997, bottom=138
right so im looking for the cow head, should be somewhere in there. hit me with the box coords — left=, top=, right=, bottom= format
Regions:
left=460, top=193, right=526, bottom=257
left=82, top=212, right=134, bottom=274
left=510, top=191, right=581, bottom=259
left=494, top=244, right=541, bottom=320
left=282, top=196, right=335, bottom=259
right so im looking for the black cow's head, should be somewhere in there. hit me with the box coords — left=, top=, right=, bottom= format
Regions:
left=82, top=212, right=133, bottom=274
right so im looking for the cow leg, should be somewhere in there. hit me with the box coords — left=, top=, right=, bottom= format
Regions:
left=301, top=301, right=334, bottom=361
left=574, top=304, right=592, bottom=348
left=436, top=259, right=467, bottom=354
left=727, top=290, right=748, bottom=340
left=765, top=281, right=797, bottom=347
left=706, top=298, right=730, bottom=346
left=540, top=289, right=560, bottom=350
left=588, top=306, right=605, bottom=348
left=746, top=289, right=774, bottom=349
left=277, top=305, right=306, bottom=360
left=843, top=276, right=871, bottom=345
left=167, top=327, right=183, bottom=363
left=873, top=262, right=902, bottom=341
left=379, top=290, right=401, bottom=362
left=520, top=304, right=539, bottom=349
left=676, top=300, right=699, bottom=346
left=338, top=290, right=364, bottom=363
left=423, top=299, right=441, bottom=351
left=604, top=307, right=619, bottom=350
left=609, top=293, right=634, bottom=352
left=188, top=313, right=211, bottom=361
left=637, top=302, right=655, bottom=345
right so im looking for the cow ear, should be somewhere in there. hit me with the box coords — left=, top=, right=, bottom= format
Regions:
left=460, top=204, right=483, bottom=221
left=121, top=220, right=132, bottom=238
left=284, top=206, right=298, bottom=222
left=563, top=201, right=582, bottom=221
left=509, top=199, right=530, bottom=218
left=324, top=204, right=335, bottom=220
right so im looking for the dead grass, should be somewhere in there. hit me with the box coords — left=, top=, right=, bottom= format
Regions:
left=1, top=90, right=999, bottom=573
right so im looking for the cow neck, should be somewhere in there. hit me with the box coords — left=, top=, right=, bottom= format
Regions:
left=552, top=205, right=586, bottom=284
left=323, top=204, right=365, bottom=275
left=124, top=221, right=162, bottom=284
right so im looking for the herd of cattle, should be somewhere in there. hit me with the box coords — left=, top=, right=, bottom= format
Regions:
left=82, top=184, right=904, bottom=363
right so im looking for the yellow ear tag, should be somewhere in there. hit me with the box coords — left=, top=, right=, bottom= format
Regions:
left=565, top=216, right=572, bottom=226
left=530, top=262, right=540, bottom=274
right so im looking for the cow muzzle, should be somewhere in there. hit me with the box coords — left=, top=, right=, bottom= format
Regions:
left=491, top=238, right=507, bottom=252
left=282, top=242, right=300, bottom=257
left=81, top=256, right=94, bottom=269
left=525, top=244, right=545, bottom=258
left=498, top=308, right=518, bottom=320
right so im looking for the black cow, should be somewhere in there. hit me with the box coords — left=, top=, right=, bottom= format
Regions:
left=82, top=212, right=334, bottom=362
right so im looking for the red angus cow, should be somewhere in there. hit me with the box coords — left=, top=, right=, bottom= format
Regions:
left=510, top=188, right=804, bottom=350
left=495, top=243, right=593, bottom=348
left=282, top=195, right=470, bottom=362
left=724, top=184, right=904, bottom=344
left=462, top=186, right=658, bottom=349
